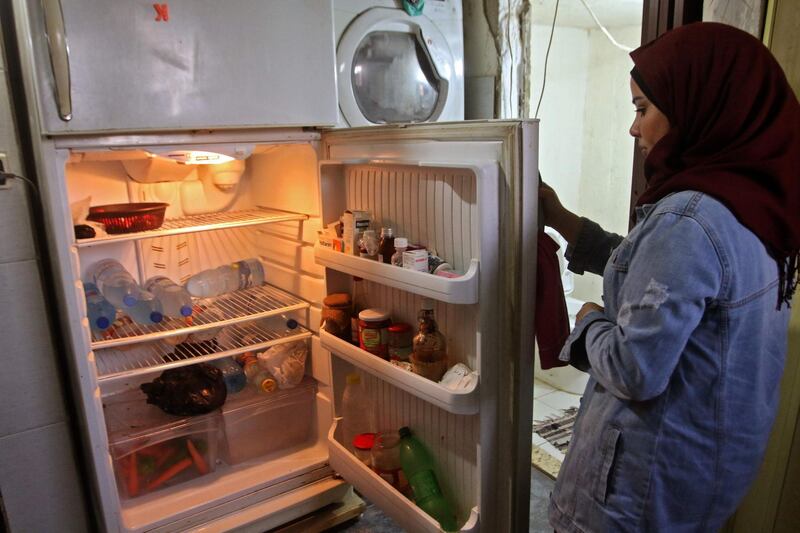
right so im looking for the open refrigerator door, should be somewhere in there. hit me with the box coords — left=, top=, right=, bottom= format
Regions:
left=316, top=121, right=539, bottom=532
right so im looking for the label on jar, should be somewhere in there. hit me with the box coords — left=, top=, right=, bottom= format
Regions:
left=361, top=328, right=383, bottom=351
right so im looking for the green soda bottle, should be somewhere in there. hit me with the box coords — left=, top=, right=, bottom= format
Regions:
left=398, top=426, right=458, bottom=531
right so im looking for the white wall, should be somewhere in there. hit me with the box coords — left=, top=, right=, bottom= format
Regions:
left=530, top=24, right=590, bottom=215
left=573, top=25, right=640, bottom=301
left=530, top=22, right=640, bottom=304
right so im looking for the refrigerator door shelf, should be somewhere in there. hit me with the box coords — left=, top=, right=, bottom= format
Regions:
left=314, top=245, right=479, bottom=304
left=95, top=321, right=312, bottom=383
left=320, top=330, right=479, bottom=415
left=327, top=419, right=480, bottom=533
left=75, top=208, right=308, bottom=248
left=90, top=283, right=308, bottom=350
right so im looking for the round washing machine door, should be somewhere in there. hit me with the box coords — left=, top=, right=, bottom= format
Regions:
left=337, top=7, right=455, bottom=126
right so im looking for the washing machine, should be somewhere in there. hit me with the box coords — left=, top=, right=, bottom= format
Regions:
left=334, top=0, right=464, bottom=127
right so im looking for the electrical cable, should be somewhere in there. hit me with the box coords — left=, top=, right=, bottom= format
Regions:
left=577, top=0, right=635, bottom=53
left=534, top=0, right=560, bottom=119
left=0, top=172, right=39, bottom=197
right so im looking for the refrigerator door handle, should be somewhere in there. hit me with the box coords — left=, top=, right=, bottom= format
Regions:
left=42, top=0, right=72, bottom=121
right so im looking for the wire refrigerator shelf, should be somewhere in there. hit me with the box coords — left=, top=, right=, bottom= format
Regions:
left=75, top=208, right=307, bottom=247
left=91, top=283, right=309, bottom=350
left=95, top=320, right=312, bottom=382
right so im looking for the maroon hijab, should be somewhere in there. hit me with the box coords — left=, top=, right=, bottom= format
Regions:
left=631, top=22, right=800, bottom=307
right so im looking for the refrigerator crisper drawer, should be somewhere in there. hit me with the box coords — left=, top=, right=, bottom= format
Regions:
left=221, top=378, right=316, bottom=465
left=104, top=391, right=220, bottom=500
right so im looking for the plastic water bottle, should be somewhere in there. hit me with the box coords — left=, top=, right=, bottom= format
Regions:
left=185, top=258, right=265, bottom=298
left=83, top=282, right=116, bottom=333
left=85, top=259, right=141, bottom=309
left=144, top=275, right=193, bottom=319
left=398, top=426, right=458, bottom=531
left=341, top=373, right=375, bottom=453
left=210, top=357, right=247, bottom=393
left=261, top=314, right=299, bottom=334
left=124, top=289, right=164, bottom=325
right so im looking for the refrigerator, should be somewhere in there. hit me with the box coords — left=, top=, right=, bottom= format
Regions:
left=3, top=1, right=539, bottom=531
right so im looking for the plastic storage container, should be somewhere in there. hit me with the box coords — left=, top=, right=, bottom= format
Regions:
left=104, top=390, right=220, bottom=500
left=220, top=377, right=316, bottom=464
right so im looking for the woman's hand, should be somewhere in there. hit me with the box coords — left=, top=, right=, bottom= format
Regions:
left=576, top=302, right=604, bottom=323
left=539, top=180, right=583, bottom=244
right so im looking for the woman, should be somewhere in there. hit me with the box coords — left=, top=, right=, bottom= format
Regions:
left=542, top=22, right=800, bottom=532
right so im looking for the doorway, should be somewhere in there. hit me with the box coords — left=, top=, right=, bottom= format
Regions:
left=529, top=0, right=643, bottom=475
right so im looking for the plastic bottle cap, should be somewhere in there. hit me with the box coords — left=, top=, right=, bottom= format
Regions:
left=286, top=318, right=299, bottom=329
left=346, top=373, right=361, bottom=385
left=398, top=426, right=411, bottom=438
left=123, top=295, right=137, bottom=307
left=150, top=311, right=164, bottom=323
left=180, top=305, right=193, bottom=317
left=358, top=308, right=391, bottom=322
left=394, top=237, right=408, bottom=248
left=353, top=433, right=376, bottom=451
left=96, top=317, right=110, bottom=329
left=260, top=378, right=277, bottom=393
left=388, top=323, right=412, bottom=333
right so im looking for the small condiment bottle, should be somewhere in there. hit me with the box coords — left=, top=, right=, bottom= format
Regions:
left=353, top=432, right=376, bottom=467
left=378, top=227, right=395, bottom=264
left=391, top=238, right=408, bottom=267
left=358, top=308, right=392, bottom=359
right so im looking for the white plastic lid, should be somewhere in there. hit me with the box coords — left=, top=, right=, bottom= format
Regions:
left=359, top=308, right=391, bottom=322
left=394, top=237, right=408, bottom=248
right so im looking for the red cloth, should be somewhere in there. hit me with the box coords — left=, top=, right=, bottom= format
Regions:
left=535, top=232, right=570, bottom=370
left=630, top=22, right=800, bottom=306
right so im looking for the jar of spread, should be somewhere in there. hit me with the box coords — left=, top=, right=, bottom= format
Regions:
left=358, top=308, right=391, bottom=359
left=371, top=431, right=408, bottom=494
left=321, top=293, right=352, bottom=340
left=387, top=323, right=413, bottom=361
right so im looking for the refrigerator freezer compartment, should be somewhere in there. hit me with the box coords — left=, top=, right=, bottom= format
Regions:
left=321, top=330, right=479, bottom=415
left=315, top=244, right=480, bottom=304
left=95, top=320, right=312, bottom=382
left=220, top=377, right=316, bottom=465
left=91, top=283, right=309, bottom=350
left=75, top=207, right=308, bottom=248
left=104, top=392, right=221, bottom=500
left=327, top=419, right=480, bottom=533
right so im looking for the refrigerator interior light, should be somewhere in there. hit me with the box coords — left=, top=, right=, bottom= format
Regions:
left=148, top=144, right=255, bottom=165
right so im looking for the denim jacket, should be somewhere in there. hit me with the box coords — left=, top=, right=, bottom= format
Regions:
left=548, top=191, right=790, bottom=532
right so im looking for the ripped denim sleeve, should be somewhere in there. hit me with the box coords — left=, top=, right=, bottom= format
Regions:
left=579, top=212, right=723, bottom=402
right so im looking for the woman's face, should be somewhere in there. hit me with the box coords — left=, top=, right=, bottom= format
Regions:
left=629, top=78, right=670, bottom=157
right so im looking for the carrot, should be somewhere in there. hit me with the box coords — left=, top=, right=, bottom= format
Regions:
left=127, top=452, right=139, bottom=497
left=146, top=457, right=192, bottom=491
left=186, top=439, right=209, bottom=475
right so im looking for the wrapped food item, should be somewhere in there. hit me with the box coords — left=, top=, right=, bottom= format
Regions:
left=256, top=340, right=308, bottom=389
left=141, top=364, right=227, bottom=416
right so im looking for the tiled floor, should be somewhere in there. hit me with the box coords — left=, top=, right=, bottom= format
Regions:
left=532, top=379, right=582, bottom=466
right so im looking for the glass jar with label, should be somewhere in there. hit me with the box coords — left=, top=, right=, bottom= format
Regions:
left=387, top=323, right=413, bottom=361
left=358, top=308, right=391, bottom=359
left=371, top=430, right=408, bottom=494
